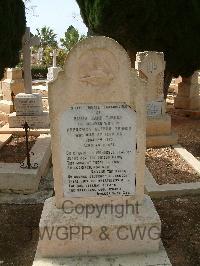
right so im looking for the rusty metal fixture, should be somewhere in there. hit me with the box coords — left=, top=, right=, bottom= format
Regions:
left=11, top=91, right=15, bottom=112
left=20, top=121, right=38, bottom=169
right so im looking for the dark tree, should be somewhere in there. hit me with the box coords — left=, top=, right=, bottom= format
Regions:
left=76, top=0, right=200, bottom=97
left=0, top=0, right=26, bottom=79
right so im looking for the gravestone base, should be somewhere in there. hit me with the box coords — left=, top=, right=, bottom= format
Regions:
left=174, top=96, right=200, bottom=110
left=33, top=243, right=171, bottom=266
left=147, top=133, right=178, bottom=148
left=37, top=195, right=161, bottom=257
left=146, top=114, right=177, bottom=148
left=0, top=135, right=51, bottom=194
left=8, top=111, right=50, bottom=129
left=171, top=107, right=200, bottom=119
left=147, top=114, right=171, bottom=136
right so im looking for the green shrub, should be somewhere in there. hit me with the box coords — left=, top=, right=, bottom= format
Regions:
left=31, top=65, right=48, bottom=80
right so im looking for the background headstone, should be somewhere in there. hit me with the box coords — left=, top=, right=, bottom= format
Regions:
left=174, top=71, right=200, bottom=110
left=135, top=51, right=177, bottom=147
left=0, top=68, right=24, bottom=121
left=8, top=27, right=49, bottom=129
left=47, top=49, right=62, bottom=82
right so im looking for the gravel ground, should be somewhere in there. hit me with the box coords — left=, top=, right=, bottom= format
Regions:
left=146, top=147, right=200, bottom=184
left=171, top=114, right=200, bottom=161
left=0, top=135, right=38, bottom=163
left=0, top=204, right=43, bottom=266
left=154, top=195, right=200, bottom=266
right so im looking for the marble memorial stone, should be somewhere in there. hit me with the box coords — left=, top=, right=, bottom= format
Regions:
left=36, top=37, right=163, bottom=258
left=48, top=36, right=146, bottom=207
left=135, top=52, right=166, bottom=118
left=61, top=103, right=136, bottom=197
left=135, top=51, right=177, bottom=147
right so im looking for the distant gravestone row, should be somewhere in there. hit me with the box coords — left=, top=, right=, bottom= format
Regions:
left=8, top=27, right=49, bottom=129
left=47, top=49, right=62, bottom=82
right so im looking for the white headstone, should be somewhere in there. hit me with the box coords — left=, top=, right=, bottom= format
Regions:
left=48, top=36, right=146, bottom=208
left=36, top=37, right=162, bottom=258
left=135, top=51, right=165, bottom=102
left=135, top=51, right=166, bottom=117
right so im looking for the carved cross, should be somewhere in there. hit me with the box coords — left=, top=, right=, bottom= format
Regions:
left=22, top=27, right=40, bottom=94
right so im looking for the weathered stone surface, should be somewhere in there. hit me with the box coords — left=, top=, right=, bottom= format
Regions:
left=2, top=68, right=24, bottom=101
left=174, top=71, right=200, bottom=110
left=37, top=195, right=161, bottom=257
left=136, top=51, right=165, bottom=102
left=14, top=93, right=43, bottom=116
left=48, top=36, right=146, bottom=208
left=135, top=51, right=177, bottom=147
left=60, top=103, right=136, bottom=198
left=33, top=243, right=171, bottom=266
left=0, top=135, right=51, bottom=194
left=47, top=67, right=62, bottom=82
left=8, top=111, right=49, bottom=129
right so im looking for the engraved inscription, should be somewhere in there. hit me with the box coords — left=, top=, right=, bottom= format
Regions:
left=60, top=103, right=136, bottom=197
left=147, top=101, right=162, bottom=117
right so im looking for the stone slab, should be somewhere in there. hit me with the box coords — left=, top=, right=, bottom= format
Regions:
left=2, top=80, right=25, bottom=101
left=0, top=133, right=12, bottom=149
left=0, top=134, right=51, bottom=194
left=171, top=107, right=200, bottom=119
left=145, top=166, right=200, bottom=198
left=146, top=133, right=178, bottom=148
left=147, top=114, right=171, bottom=136
left=33, top=243, right=171, bottom=266
left=15, top=93, right=43, bottom=116
left=173, top=144, right=200, bottom=175
left=174, top=96, right=200, bottom=110
left=0, top=124, right=50, bottom=136
left=0, top=167, right=53, bottom=204
left=8, top=111, right=50, bottom=129
left=37, top=195, right=161, bottom=257
left=0, top=112, right=8, bottom=123
left=6, top=68, right=23, bottom=80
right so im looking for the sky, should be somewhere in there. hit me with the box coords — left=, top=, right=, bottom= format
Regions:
left=25, top=0, right=88, bottom=41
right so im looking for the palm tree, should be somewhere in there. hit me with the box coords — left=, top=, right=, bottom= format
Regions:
left=36, top=26, right=58, bottom=48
